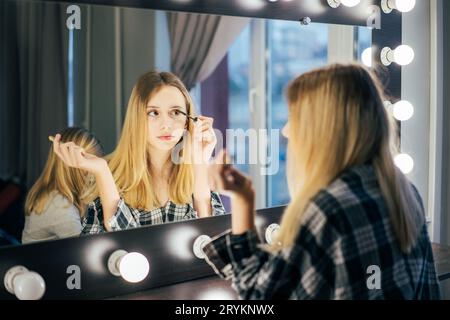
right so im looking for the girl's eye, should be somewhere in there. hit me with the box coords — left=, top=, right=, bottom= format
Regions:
left=147, top=110, right=158, bottom=117
left=171, top=110, right=183, bottom=117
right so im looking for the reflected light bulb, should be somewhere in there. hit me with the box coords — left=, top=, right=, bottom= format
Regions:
left=108, top=250, right=150, bottom=283
left=361, top=47, right=372, bottom=67
left=4, top=266, right=46, bottom=300
left=394, top=154, right=414, bottom=174
left=393, top=100, right=414, bottom=121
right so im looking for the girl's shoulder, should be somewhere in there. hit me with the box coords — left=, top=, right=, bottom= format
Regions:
left=41, top=192, right=78, bottom=214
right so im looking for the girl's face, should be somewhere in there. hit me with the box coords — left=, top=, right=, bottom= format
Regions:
left=146, top=85, right=188, bottom=152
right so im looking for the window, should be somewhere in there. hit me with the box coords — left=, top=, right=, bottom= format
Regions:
left=228, top=25, right=251, bottom=174
left=267, top=21, right=329, bottom=207
left=356, top=26, right=372, bottom=64
left=226, top=21, right=374, bottom=208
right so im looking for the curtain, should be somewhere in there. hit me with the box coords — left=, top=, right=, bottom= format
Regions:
left=168, top=12, right=249, bottom=90
left=12, top=2, right=68, bottom=187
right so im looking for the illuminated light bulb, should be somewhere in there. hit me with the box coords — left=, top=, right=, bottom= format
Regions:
left=381, top=45, right=415, bottom=66
left=193, top=235, right=212, bottom=259
left=341, top=0, right=361, bottom=7
left=4, top=266, right=46, bottom=300
left=394, top=45, right=415, bottom=65
left=108, top=250, right=150, bottom=283
left=394, top=154, right=414, bottom=174
left=382, top=0, right=416, bottom=13
left=392, top=100, right=414, bottom=121
left=265, top=223, right=280, bottom=245
left=361, top=47, right=372, bottom=67
left=327, top=0, right=360, bottom=8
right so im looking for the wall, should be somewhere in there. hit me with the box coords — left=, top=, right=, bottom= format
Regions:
left=401, top=0, right=431, bottom=228
left=441, top=0, right=450, bottom=245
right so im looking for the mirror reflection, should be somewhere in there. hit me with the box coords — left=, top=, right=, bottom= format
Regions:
left=0, top=0, right=372, bottom=246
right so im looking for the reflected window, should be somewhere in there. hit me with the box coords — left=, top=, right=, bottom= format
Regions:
left=267, top=21, right=328, bottom=207
left=228, top=25, right=251, bottom=174
left=356, top=26, right=372, bottom=65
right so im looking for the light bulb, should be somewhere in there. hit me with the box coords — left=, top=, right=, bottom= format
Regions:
left=4, top=266, right=46, bottom=300
left=394, top=154, right=414, bottom=174
left=394, top=0, right=416, bottom=12
left=193, top=235, right=212, bottom=259
left=265, top=223, right=280, bottom=245
left=381, top=45, right=414, bottom=66
left=393, top=100, right=414, bottom=121
left=382, top=0, right=416, bottom=13
left=327, top=0, right=360, bottom=7
left=341, top=0, right=361, bottom=7
left=361, top=47, right=372, bottom=67
left=108, top=250, right=150, bottom=283
left=394, top=45, right=415, bottom=65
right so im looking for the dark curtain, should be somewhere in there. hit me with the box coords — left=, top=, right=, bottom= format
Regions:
left=1, top=0, right=69, bottom=188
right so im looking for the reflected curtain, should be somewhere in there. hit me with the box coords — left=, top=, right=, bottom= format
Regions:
left=0, top=1, right=69, bottom=188
left=167, top=12, right=249, bottom=90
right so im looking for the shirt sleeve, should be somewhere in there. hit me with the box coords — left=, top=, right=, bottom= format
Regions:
left=81, top=197, right=141, bottom=234
left=210, top=191, right=227, bottom=216
left=189, top=191, right=227, bottom=218
left=203, top=202, right=340, bottom=300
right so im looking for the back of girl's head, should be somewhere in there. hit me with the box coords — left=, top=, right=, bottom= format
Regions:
left=285, top=63, right=389, bottom=182
left=25, top=127, right=104, bottom=216
left=275, top=63, right=423, bottom=254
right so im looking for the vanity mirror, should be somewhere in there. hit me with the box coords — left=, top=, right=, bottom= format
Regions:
left=0, top=0, right=392, bottom=248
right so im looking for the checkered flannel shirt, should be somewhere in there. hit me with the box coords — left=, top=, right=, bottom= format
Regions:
left=203, top=164, right=441, bottom=300
left=81, top=191, right=226, bottom=234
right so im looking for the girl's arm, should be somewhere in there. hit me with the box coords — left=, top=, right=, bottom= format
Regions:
left=193, top=163, right=213, bottom=217
left=93, top=163, right=121, bottom=231
left=52, top=133, right=121, bottom=231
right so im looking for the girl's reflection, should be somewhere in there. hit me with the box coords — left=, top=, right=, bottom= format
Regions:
left=22, top=127, right=104, bottom=243
left=52, top=71, right=225, bottom=234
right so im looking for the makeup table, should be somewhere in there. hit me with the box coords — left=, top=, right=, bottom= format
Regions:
left=111, top=243, right=450, bottom=300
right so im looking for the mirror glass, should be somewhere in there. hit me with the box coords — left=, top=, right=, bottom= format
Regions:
left=0, top=0, right=372, bottom=246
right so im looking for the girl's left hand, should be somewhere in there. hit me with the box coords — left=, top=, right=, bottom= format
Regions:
left=209, top=150, right=256, bottom=234
left=192, top=116, right=217, bottom=165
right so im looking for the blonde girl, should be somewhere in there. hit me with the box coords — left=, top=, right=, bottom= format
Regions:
left=205, top=64, right=440, bottom=300
left=22, top=127, right=103, bottom=243
left=52, top=71, right=225, bottom=233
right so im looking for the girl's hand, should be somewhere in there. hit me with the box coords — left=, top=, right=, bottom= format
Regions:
left=192, top=116, right=217, bottom=165
left=209, top=150, right=255, bottom=204
left=209, top=150, right=255, bottom=234
left=51, top=133, right=107, bottom=174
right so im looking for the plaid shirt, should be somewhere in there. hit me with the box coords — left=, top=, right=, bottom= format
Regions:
left=203, top=165, right=441, bottom=300
left=81, top=191, right=226, bottom=234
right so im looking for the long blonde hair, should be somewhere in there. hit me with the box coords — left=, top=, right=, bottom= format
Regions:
left=83, top=71, right=195, bottom=210
left=272, top=64, right=424, bottom=254
left=25, top=127, right=104, bottom=216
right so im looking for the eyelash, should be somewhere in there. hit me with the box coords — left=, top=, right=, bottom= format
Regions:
left=147, top=110, right=183, bottom=117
